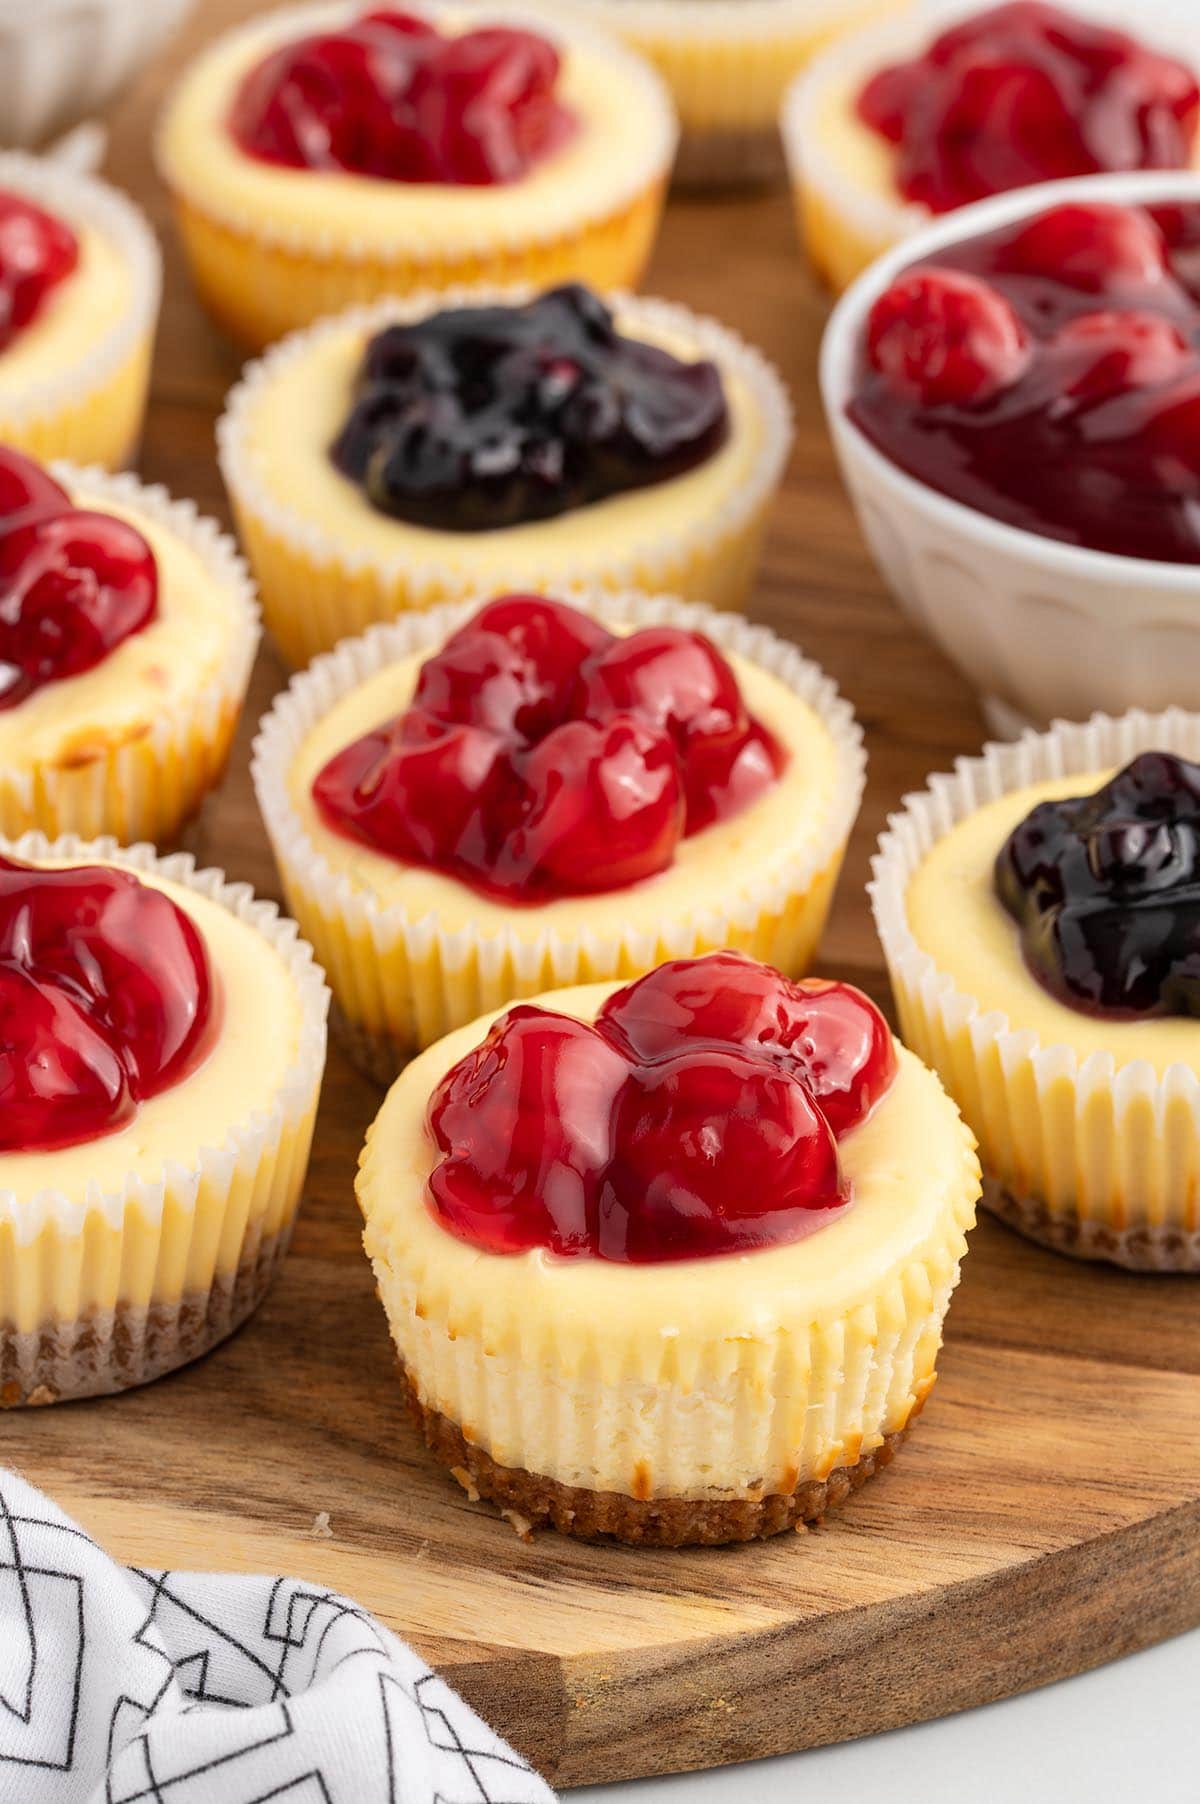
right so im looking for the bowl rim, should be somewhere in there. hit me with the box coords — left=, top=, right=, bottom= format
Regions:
left=818, top=167, right=1200, bottom=592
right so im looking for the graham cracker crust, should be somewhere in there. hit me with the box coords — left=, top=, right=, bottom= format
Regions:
left=398, top=1367, right=908, bottom=1547
left=984, top=1179, right=1200, bottom=1274
left=331, top=1002, right=409, bottom=1088
left=0, top=1225, right=291, bottom=1407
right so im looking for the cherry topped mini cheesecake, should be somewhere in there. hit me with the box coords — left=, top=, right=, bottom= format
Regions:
left=357, top=952, right=979, bottom=1542
left=252, top=589, right=864, bottom=1078
left=220, top=282, right=790, bottom=668
left=0, top=447, right=259, bottom=847
left=872, top=712, right=1200, bottom=1269
left=0, top=153, right=160, bottom=468
left=158, top=3, right=677, bottom=347
left=847, top=196, right=1200, bottom=564
left=0, top=835, right=328, bottom=1405
left=784, top=2, right=1200, bottom=289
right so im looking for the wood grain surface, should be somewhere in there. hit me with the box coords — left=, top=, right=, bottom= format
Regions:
left=4, top=3, right=1200, bottom=1790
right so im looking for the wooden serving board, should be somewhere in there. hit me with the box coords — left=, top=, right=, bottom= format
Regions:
left=5, top=3, right=1200, bottom=1789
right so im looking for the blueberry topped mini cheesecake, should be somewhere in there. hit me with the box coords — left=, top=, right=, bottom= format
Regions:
left=0, top=153, right=160, bottom=468
left=358, top=951, right=979, bottom=1543
left=252, top=589, right=864, bottom=1079
left=222, top=282, right=791, bottom=667
left=0, top=836, right=328, bottom=1405
left=0, top=447, right=259, bottom=847
left=158, top=3, right=677, bottom=347
left=784, top=1, right=1200, bottom=289
left=872, top=713, right=1200, bottom=1269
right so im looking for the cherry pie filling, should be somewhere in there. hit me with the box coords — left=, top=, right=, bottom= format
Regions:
left=849, top=200, right=1200, bottom=562
left=426, top=952, right=898, bottom=1262
left=311, top=594, right=786, bottom=902
left=0, top=189, right=79, bottom=355
left=857, top=1, right=1200, bottom=215
left=996, top=750, right=1200, bottom=1017
left=0, top=447, right=159, bottom=710
left=331, top=285, right=730, bottom=530
left=0, top=855, right=214, bottom=1153
left=229, top=8, right=577, bottom=185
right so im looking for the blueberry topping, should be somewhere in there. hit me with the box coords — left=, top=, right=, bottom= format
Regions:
left=330, top=285, right=730, bottom=531
left=995, top=751, right=1200, bottom=1016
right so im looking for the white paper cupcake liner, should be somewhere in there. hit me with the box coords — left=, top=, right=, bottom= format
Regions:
left=567, top=0, right=904, bottom=187
left=0, top=831, right=330, bottom=1404
left=0, top=151, right=161, bottom=454
left=870, top=708, right=1200, bottom=1271
left=0, top=463, right=261, bottom=846
left=219, top=284, right=793, bottom=667
left=252, top=588, right=865, bottom=1077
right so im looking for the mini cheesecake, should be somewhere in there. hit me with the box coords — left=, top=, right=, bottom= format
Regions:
left=0, top=153, right=159, bottom=467
left=873, top=714, right=1200, bottom=1269
left=219, top=282, right=791, bottom=668
left=357, top=954, right=980, bottom=1544
left=157, top=2, right=677, bottom=347
left=784, top=2, right=1200, bottom=290
left=0, top=837, right=328, bottom=1405
left=252, top=590, right=865, bottom=1079
left=0, top=447, right=259, bottom=846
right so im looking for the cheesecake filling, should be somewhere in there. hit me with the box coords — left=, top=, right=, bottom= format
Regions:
left=424, top=952, right=896, bottom=1261
left=229, top=6, right=577, bottom=185
left=312, top=593, right=785, bottom=901
left=995, top=750, right=1200, bottom=1018
left=850, top=199, right=1200, bottom=563
left=857, top=1, right=1200, bottom=214
left=330, top=285, right=730, bottom=530
left=0, top=448, right=159, bottom=711
left=0, top=853, right=214, bottom=1152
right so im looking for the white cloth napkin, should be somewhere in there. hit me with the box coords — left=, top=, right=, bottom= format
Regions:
left=0, top=1469, right=556, bottom=1804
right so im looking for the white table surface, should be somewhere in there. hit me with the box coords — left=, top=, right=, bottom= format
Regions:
left=574, top=1627, right=1200, bottom=1803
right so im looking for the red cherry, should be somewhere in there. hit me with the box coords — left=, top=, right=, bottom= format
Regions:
left=415, top=594, right=612, bottom=741
left=0, top=509, right=158, bottom=711
left=0, top=448, right=70, bottom=526
left=313, top=710, right=512, bottom=869
left=508, top=715, right=685, bottom=894
left=0, top=964, right=134, bottom=1154
left=427, top=1005, right=629, bottom=1255
left=1051, top=310, right=1194, bottom=403
left=0, top=190, right=78, bottom=353
left=867, top=266, right=1030, bottom=406
left=598, top=953, right=896, bottom=1136
left=229, top=11, right=576, bottom=186
left=0, top=855, right=214, bottom=1152
left=598, top=1048, right=845, bottom=1263
left=998, top=203, right=1169, bottom=295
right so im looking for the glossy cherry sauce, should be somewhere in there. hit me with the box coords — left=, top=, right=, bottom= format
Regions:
left=426, top=952, right=898, bottom=1262
left=849, top=200, right=1200, bottom=563
left=229, top=8, right=576, bottom=184
left=0, top=448, right=158, bottom=710
left=312, top=595, right=785, bottom=902
left=0, top=189, right=78, bottom=353
left=857, top=2, right=1199, bottom=214
left=0, top=855, right=214, bottom=1152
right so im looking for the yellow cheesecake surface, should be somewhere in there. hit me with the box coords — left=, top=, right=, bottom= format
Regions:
left=906, top=768, right=1200, bottom=1075
left=0, top=226, right=131, bottom=398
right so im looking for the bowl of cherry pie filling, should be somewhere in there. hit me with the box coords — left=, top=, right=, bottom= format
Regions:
left=822, top=169, right=1200, bottom=735
left=356, top=951, right=980, bottom=1544
left=872, top=708, right=1200, bottom=1271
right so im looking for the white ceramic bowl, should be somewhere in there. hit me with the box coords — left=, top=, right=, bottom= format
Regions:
left=820, top=169, right=1200, bottom=738
left=0, top=0, right=194, bottom=148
